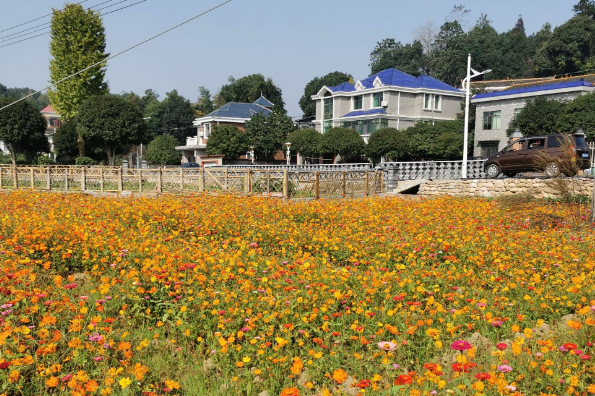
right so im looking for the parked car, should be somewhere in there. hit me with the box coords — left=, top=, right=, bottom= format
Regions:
left=180, top=162, right=200, bottom=168
left=484, top=133, right=590, bottom=178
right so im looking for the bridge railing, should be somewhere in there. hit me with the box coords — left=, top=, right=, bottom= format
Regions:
left=376, top=160, right=486, bottom=190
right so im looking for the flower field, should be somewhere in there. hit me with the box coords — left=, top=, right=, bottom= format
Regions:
left=1, top=191, right=595, bottom=396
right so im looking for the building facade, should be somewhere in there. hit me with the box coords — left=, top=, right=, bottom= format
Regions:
left=310, top=68, right=465, bottom=142
left=471, top=80, right=595, bottom=159
left=40, top=105, right=62, bottom=160
left=176, top=97, right=273, bottom=165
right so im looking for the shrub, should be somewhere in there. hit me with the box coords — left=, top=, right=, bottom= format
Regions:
left=36, top=156, right=55, bottom=165
left=286, top=129, right=321, bottom=159
left=319, top=127, right=365, bottom=162
left=144, top=134, right=181, bottom=166
left=206, top=125, right=249, bottom=160
left=365, top=128, right=409, bottom=161
left=75, top=156, right=97, bottom=166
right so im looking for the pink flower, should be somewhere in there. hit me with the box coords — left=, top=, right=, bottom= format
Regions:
left=377, top=341, right=397, bottom=351
left=498, top=364, right=513, bottom=373
left=491, top=321, right=503, bottom=327
left=61, top=374, right=73, bottom=382
left=93, top=356, right=104, bottom=362
left=450, top=340, right=473, bottom=351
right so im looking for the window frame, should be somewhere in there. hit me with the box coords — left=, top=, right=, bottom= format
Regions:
left=373, top=92, right=383, bottom=108
left=353, top=95, right=363, bottom=111
left=323, top=98, right=333, bottom=120
left=323, top=120, right=332, bottom=133
left=434, top=95, right=442, bottom=111
left=423, top=94, right=432, bottom=110
left=483, top=110, right=501, bottom=130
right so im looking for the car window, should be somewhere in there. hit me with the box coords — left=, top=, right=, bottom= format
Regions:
left=575, top=136, right=588, bottom=149
left=504, top=140, right=525, bottom=152
left=528, top=138, right=546, bottom=150
left=547, top=136, right=563, bottom=148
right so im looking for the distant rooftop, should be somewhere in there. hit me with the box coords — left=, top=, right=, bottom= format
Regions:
left=472, top=80, right=593, bottom=100
left=41, top=105, right=56, bottom=113
left=252, top=96, right=274, bottom=107
left=325, top=68, right=461, bottom=94
left=204, top=102, right=272, bottom=119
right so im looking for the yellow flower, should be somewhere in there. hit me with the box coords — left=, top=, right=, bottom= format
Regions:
left=119, top=377, right=132, bottom=389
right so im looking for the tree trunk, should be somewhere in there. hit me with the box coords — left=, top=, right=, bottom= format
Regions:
left=77, top=135, right=86, bottom=157
left=105, top=147, right=115, bottom=167
left=9, top=149, right=16, bottom=166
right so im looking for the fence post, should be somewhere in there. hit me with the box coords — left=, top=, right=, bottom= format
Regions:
left=100, top=166, right=105, bottom=193
left=138, top=169, right=143, bottom=193
left=225, top=168, right=228, bottom=192
left=342, top=171, right=346, bottom=196
left=12, top=166, right=17, bottom=189
left=117, top=168, right=122, bottom=193
left=157, top=168, right=162, bottom=193
left=180, top=168, right=184, bottom=191
left=30, top=168, right=34, bottom=190
left=0, top=168, right=3, bottom=190
left=379, top=171, right=384, bottom=193
left=283, top=168, right=289, bottom=199
left=266, top=170, right=270, bottom=195
left=245, top=168, right=251, bottom=194
left=314, top=171, right=320, bottom=199
left=199, top=167, right=204, bottom=192
left=365, top=170, right=369, bottom=196
left=81, top=167, right=86, bottom=192
left=65, top=168, right=69, bottom=192
left=46, top=167, right=51, bottom=191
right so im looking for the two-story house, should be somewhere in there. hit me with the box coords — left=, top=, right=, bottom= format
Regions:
left=471, top=79, right=595, bottom=159
left=310, top=68, right=465, bottom=141
left=40, top=105, right=62, bottom=160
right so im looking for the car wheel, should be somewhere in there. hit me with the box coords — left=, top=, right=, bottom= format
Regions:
left=486, top=164, right=500, bottom=179
left=504, top=172, right=517, bottom=177
left=545, top=162, right=560, bottom=178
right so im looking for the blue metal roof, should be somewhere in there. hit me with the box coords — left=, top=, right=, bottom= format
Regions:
left=473, top=80, right=593, bottom=100
left=326, top=68, right=460, bottom=93
left=252, top=96, right=274, bottom=107
left=207, top=102, right=272, bottom=119
left=343, top=108, right=387, bottom=117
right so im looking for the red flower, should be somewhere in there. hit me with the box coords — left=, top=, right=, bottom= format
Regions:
left=0, top=361, right=11, bottom=370
left=450, top=340, right=473, bottom=351
left=424, top=363, right=438, bottom=371
left=355, top=379, right=371, bottom=388
left=496, top=342, right=508, bottom=350
left=452, top=363, right=476, bottom=373
left=394, top=374, right=413, bottom=385
left=475, top=373, right=491, bottom=381
left=563, top=343, right=578, bottom=351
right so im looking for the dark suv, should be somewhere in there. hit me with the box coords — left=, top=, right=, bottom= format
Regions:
left=484, top=133, right=591, bottom=178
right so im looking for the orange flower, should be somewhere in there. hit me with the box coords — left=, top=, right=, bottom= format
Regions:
left=290, top=357, right=303, bottom=375
left=85, top=380, right=99, bottom=392
left=394, top=375, right=413, bottom=385
left=46, top=376, right=59, bottom=388
left=280, top=387, right=301, bottom=396
left=333, top=368, right=348, bottom=384
left=8, top=370, right=20, bottom=383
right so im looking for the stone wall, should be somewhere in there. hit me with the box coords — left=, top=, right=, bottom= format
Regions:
left=418, top=178, right=594, bottom=198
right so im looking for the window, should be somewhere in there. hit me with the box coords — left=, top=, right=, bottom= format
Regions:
left=547, top=135, right=562, bottom=148
left=341, top=119, right=388, bottom=135
left=204, top=123, right=211, bottom=138
left=528, top=138, right=546, bottom=150
left=353, top=95, right=363, bottom=110
left=323, top=120, right=332, bottom=133
left=434, top=95, right=441, bottom=110
left=483, top=111, right=501, bottom=130
left=504, top=139, right=525, bottom=152
left=514, top=108, right=523, bottom=117
left=424, top=94, right=432, bottom=110
left=324, top=98, right=333, bottom=120
left=479, top=141, right=499, bottom=158
left=373, top=92, right=383, bottom=108
left=50, top=118, right=63, bottom=128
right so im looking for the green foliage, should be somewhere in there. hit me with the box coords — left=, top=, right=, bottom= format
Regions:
left=245, top=112, right=294, bottom=162
left=37, top=155, right=55, bottom=165
left=403, top=120, right=465, bottom=160
left=75, top=156, right=97, bottom=166
left=53, top=119, right=80, bottom=164
left=429, top=21, right=468, bottom=86
left=144, top=134, right=181, bottom=166
left=0, top=98, right=49, bottom=165
left=77, top=95, right=147, bottom=166
left=48, top=4, right=108, bottom=122
left=556, top=92, right=595, bottom=139
left=285, top=129, right=321, bottom=159
left=319, top=128, right=365, bottom=162
left=206, top=125, right=249, bottom=161
left=507, top=97, right=567, bottom=137
left=370, top=39, right=425, bottom=76
left=365, top=128, right=409, bottom=161
left=215, top=74, right=285, bottom=113
left=299, top=72, right=353, bottom=118
left=157, top=90, right=196, bottom=143
left=195, top=86, right=214, bottom=117
left=0, top=83, right=49, bottom=111
left=119, top=92, right=144, bottom=114
left=573, top=0, right=595, bottom=18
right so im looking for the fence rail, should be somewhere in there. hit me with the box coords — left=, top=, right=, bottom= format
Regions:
left=0, top=166, right=382, bottom=199
left=205, top=163, right=373, bottom=171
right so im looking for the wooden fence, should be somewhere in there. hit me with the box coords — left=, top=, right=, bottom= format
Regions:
left=0, top=166, right=383, bottom=199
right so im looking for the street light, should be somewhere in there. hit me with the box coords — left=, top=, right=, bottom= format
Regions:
left=286, top=142, right=291, bottom=166
left=462, top=54, right=491, bottom=178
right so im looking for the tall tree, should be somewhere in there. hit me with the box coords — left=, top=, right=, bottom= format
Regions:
left=430, top=20, right=468, bottom=86
left=285, top=129, right=322, bottom=159
left=245, top=111, right=294, bottom=162
left=53, top=119, right=80, bottom=164
left=507, top=97, right=567, bottom=137
left=77, top=95, right=147, bottom=166
left=142, top=89, right=161, bottom=132
left=48, top=3, right=108, bottom=121
left=573, top=0, right=595, bottom=18
left=369, top=39, right=425, bottom=76
left=0, top=83, right=49, bottom=111
left=557, top=93, right=595, bottom=140
left=298, top=71, right=353, bottom=118
left=0, top=98, right=49, bottom=165
left=215, top=74, right=286, bottom=113
left=195, top=86, right=214, bottom=116
left=157, top=90, right=196, bottom=143
left=446, top=5, right=471, bottom=29
left=144, top=134, right=181, bottom=166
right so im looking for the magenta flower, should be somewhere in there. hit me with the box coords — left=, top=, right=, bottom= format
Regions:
left=497, top=364, right=513, bottom=373
left=450, top=340, right=473, bottom=351
left=377, top=341, right=397, bottom=351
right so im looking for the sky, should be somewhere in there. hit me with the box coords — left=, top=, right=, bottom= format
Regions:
left=0, top=0, right=579, bottom=118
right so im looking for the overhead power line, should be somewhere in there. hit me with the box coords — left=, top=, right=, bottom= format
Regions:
left=0, top=0, right=90, bottom=34
left=0, top=0, right=139, bottom=46
left=0, top=0, right=233, bottom=112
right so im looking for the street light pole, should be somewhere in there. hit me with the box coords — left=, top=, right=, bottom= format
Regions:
left=462, top=55, right=491, bottom=179
left=462, top=54, right=472, bottom=179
